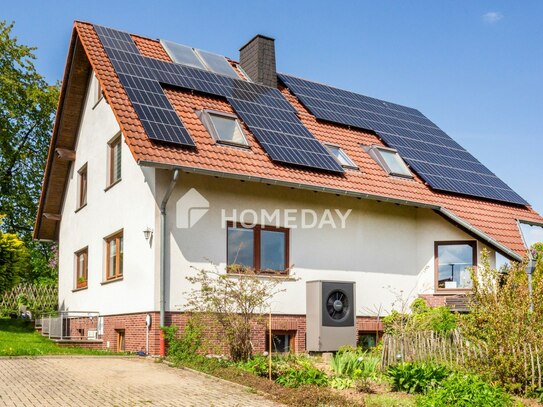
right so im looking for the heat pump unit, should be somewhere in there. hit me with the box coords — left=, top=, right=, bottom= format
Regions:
left=306, top=280, right=356, bottom=352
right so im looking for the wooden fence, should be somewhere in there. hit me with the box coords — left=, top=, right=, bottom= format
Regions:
left=0, top=283, right=58, bottom=316
left=381, top=330, right=543, bottom=391
left=381, top=330, right=487, bottom=368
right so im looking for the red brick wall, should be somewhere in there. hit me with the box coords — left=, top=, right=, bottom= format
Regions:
left=69, top=312, right=383, bottom=355
left=418, top=294, right=447, bottom=307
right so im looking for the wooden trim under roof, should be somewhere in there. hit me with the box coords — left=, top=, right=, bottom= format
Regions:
left=34, top=29, right=92, bottom=240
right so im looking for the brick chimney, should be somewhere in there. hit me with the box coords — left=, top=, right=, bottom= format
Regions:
left=239, top=34, right=277, bottom=88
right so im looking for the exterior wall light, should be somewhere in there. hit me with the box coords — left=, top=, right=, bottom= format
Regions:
left=143, top=227, right=153, bottom=240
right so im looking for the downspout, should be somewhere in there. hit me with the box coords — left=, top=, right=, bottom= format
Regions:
left=159, top=169, right=180, bottom=357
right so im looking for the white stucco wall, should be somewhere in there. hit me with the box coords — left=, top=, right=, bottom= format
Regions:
left=57, top=73, right=158, bottom=315
left=164, top=172, right=496, bottom=317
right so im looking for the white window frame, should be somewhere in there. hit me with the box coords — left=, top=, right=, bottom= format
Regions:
left=324, top=143, right=358, bottom=169
left=198, top=109, right=250, bottom=148
left=366, top=145, right=412, bottom=178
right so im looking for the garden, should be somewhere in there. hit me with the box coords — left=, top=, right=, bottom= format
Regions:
left=162, top=249, right=543, bottom=406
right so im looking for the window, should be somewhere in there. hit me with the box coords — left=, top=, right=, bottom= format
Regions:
left=227, top=223, right=289, bottom=273
left=75, top=248, right=88, bottom=289
left=198, top=110, right=249, bottom=147
left=77, top=164, right=87, bottom=209
left=108, top=136, right=122, bottom=186
left=266, top=331, right=295, bottom=353
left=435, top=241, right=477, bottom=290
left=105, top=232, right=123, bottom=280
left=366, top=145, right=412, bottom=178
left=93, top=74, right=103, bottom=106
left=325, top=144, right=357, bottom=169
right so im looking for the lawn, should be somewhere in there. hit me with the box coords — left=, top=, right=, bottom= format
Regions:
left=0, top=318, right=117, bottom=356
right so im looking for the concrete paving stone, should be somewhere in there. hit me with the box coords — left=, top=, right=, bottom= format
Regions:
left=0, top=357, right=282, bottom=407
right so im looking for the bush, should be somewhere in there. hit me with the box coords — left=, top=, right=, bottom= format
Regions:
left=383, top=298, right=457, bottom=335
left=238, top=354, right=329, bottom=388
left=387, top=362, right=450, bottom=394
left=416, top=373, right=512, bottom=406
left=162, top=317, right=202, bottom=363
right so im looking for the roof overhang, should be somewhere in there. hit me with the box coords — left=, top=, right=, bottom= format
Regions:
left=138, top=159, right=523, bottom=262
left=34, top=28, right=92, bottom=240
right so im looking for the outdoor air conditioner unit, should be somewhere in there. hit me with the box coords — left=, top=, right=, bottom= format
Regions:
left=306, top=280, right=356, bottom=352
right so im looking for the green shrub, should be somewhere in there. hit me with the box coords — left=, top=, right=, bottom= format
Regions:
left=416, top=373, right=512, bottom=406
left=329, top=376, right=353, bottom=389
left=162, top=317, right=202, bottom=363
left=383, top=299, right=457, bottom=335
left=388, top=362, right=450, bottom=394
left=238, top=354, right=328, bottom=388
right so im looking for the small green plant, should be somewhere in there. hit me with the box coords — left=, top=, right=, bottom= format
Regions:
left=387, top=362, right=450, bottom=394
left=330, top=348, right=380, bottom=380
left=162, top=316, right=203, bottom=363
left=329, top=376, right=353, bottom=389
left=238, top=354, right=328, bottom=388
left=416, top=373, right=512, bottom=406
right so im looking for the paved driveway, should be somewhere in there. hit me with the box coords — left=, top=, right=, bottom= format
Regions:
left=0, top=357, right=281, bottom=406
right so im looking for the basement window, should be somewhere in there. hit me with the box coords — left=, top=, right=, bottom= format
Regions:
left=198, top=110, right=249, bottom=147
left=325, top=144, right=357, bottom=169
left=266, top=331, right=295, bottom=353
left=366, top=145, right=412, bottom=178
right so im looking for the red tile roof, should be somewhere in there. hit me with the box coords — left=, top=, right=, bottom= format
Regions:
left=46, top=22, right=543, bottom=256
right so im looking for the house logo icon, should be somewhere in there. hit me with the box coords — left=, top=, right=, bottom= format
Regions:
left=176, top=188, right=210, bottom=228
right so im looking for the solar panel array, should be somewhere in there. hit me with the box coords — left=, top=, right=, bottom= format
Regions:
left=94, top=25, right=195, bottom=147
left=94, top=25, right=343, bottom=173
left=279, top=74, right=527, bottom=205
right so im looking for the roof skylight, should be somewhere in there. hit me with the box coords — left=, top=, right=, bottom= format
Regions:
left=366, top=145, right=412, bottom=178
left=325, top=144, right=357, bottom=169
left=161, top=39, right=239, bottom=79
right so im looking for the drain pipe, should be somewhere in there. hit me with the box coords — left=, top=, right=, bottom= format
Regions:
left=159, top=169, right=180, bottom=357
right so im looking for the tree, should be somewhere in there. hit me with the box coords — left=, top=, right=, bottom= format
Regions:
left=0, top=226, right=29, bottom=294
left=0, top=20, right=59, bottom=287
left=185, top=266, right=285, bottom=362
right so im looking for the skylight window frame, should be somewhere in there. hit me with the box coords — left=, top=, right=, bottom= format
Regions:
left=366, top=145, right=413, bottom=179
left=198, top=109, right=250, bottom=148
left=324, top=143, right=358, bottom=170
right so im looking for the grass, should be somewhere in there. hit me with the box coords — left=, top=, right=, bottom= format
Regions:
left=364, top=394, right=415, bottom=407
left=0, top=318, right=120, bottom=356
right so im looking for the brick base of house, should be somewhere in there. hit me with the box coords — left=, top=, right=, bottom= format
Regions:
left=66, top=312, right=384, bottom=356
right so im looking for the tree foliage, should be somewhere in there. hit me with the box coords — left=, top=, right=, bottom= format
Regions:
left=0, top=20, right=59, bottom=289
left=0, top=224, right=29, bottom=294
left=0, top=20, right=59, bottom=237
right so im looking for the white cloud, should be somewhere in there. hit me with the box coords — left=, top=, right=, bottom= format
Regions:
left=482, top=11, right=504, bottom=24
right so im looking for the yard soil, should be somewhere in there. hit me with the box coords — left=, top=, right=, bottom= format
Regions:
left=176, top=361, right=363, bottom=407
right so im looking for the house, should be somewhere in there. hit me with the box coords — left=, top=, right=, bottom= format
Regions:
left=34, top=22, right=543, bottom=355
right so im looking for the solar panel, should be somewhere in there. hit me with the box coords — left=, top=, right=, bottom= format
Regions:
left=94, top=26, right=195, bottom=147
left=279, top=73, right=527, bottom=205
left=94, top=25, right=343, bottom=173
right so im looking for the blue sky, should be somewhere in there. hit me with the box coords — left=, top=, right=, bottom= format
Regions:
left=3, top=1, right=542, bottom=214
